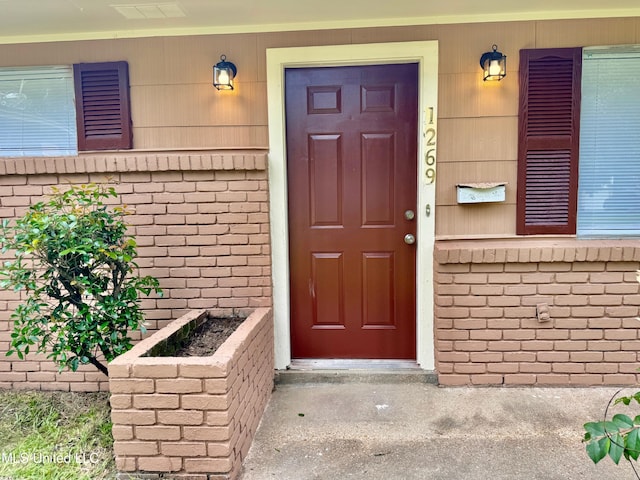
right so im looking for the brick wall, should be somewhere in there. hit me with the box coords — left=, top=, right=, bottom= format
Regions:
left=109, top=307, right=274, bottom=480
left=0, top=151, right=271, bottom=391
left=435, top=240, right=640, bottom=386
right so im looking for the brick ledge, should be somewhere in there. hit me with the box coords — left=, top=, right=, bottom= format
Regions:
left=435, top=238, right=640, bottom=264
left=0, top=150, right=267, bottom=176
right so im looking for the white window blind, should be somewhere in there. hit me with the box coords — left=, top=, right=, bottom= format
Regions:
left=578, top=47, right=640, bottom=236
left=0, top=66, right=77, bottom=157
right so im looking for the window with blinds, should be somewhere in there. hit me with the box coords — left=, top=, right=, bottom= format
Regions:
left=0, top=62, right=132, bottom=157
left=0, top=66, right=77, bottom=157
left=578, top=46, right=640, bottom=236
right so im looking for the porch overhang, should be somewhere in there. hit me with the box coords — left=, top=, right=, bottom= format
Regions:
left=1, top=0, right=640, bottom=44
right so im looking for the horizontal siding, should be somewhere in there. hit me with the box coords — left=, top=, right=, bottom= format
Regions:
left=0, top=18, right=638, bottom=237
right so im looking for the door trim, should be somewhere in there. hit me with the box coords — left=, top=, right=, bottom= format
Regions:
left=266, top=41, right=438, bottom=370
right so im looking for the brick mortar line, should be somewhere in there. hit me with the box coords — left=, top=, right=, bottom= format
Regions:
left=0, top=151, right=268, bottom=176
left=436, top=243, right=640, bottom=264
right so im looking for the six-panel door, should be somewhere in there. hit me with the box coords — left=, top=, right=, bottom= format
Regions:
left=286, top=63, right=418, bottom=359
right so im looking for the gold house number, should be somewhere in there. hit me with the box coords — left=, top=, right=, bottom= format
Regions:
left=425, top=106, right=436, bottom=184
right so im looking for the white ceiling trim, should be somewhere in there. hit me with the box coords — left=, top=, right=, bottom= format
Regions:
left=0, top=6, right=639, bottom=45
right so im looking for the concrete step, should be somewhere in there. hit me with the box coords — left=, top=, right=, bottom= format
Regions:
left=275, top=360, right=438, bottom=384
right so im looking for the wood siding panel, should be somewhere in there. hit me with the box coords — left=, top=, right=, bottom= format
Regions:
left=437, top=204, right=516, bottom=237
left=535, top=18, right=638, bottom=48
left=131, top=34, right=260, bottom=86
left=350, top=25, right=439, bottom=45
left=172, top=34, right=259, bottom=84
left=256, top=29, right=353, bottom=81
left=130, top=82, right=267, bottom=128
left=436, top=21, right=535, bottom=74
left=0, top=39, right=136, bottom=66
left=437, top=117, right=518, bottom=163
left=0, top=17, right=637, bottom=238
left=134, top=126, right=269, bottom=150
left=438, top=72, right=518, bottom=119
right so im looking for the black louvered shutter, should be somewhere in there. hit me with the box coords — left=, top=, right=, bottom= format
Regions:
left=517, top=48, right=582, bottom=235
left=73, top=61, right=132, bottom=151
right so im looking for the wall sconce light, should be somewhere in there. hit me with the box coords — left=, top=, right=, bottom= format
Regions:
left=213, top=55, right=237, bottom=90
left=479, top=45, right=506, bottom=81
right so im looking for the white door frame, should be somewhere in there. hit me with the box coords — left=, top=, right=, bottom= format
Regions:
left=266, top=41, right=438, bottom=370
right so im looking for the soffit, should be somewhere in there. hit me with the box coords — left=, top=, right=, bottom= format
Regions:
left=1, top=0, right=640, bottom=44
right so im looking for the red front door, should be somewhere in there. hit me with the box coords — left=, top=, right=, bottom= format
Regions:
left=286, top=63, right=418, bottom=359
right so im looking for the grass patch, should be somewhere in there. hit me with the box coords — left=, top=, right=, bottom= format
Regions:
left=0, top=390, right=115, bottom=480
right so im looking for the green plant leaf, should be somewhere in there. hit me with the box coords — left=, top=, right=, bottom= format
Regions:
left=604, top=421, right=619, bottom=434
left=616, top=396, right=632, bottom=406
left=612, top=414, right=634, bottom=429
left=584, top=422, right=606, bottom=438
left=609, top=433, right=624, bottom=464
left=586, top=436, right=610, bottom=464
left=626, top=428, right=640, bottom=461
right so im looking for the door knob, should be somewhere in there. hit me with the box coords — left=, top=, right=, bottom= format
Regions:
left=404, top=233, right=416, bottom=245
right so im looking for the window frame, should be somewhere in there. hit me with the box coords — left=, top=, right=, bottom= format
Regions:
left=576, top=47, right=640, bottom=237
left=0, top=65, right=78, bottom=157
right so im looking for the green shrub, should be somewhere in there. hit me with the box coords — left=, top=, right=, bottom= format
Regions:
left=583, top=391, right=640, bottom=474
left=583, top=272, right=640, bottom=476
left=0, top=183, right=161, bottom=375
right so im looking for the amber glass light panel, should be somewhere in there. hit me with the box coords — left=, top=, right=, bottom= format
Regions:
left=480, top=45, right=506, bottom=81
left=213, top=55, right=237, bottom=90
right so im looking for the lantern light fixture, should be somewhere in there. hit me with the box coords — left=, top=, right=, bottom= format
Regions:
left=479, top=45, right=506, bottom=81
left=213, top=54, right=237, bottom=90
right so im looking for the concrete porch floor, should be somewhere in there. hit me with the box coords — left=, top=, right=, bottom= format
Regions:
left=240, top=378, right=629, bottom=479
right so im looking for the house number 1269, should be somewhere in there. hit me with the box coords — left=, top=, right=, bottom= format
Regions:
left=425, top=106, right=436, bottom=184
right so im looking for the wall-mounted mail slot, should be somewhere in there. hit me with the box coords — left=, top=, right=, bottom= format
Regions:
left=456, top=182, right=507, bottom=204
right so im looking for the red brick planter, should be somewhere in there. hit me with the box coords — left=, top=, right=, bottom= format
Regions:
left=108, top=307, right=274, bottom=480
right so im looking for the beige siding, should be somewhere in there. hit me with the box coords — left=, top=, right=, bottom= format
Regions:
left=534, top=17, right=639, bottom=48
left=0, top=20, right=638, bottom=232
left=2, top=17, right=637, bottom=236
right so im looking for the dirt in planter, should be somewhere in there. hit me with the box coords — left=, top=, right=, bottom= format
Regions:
left=174, top=316, right=245, bottom=357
